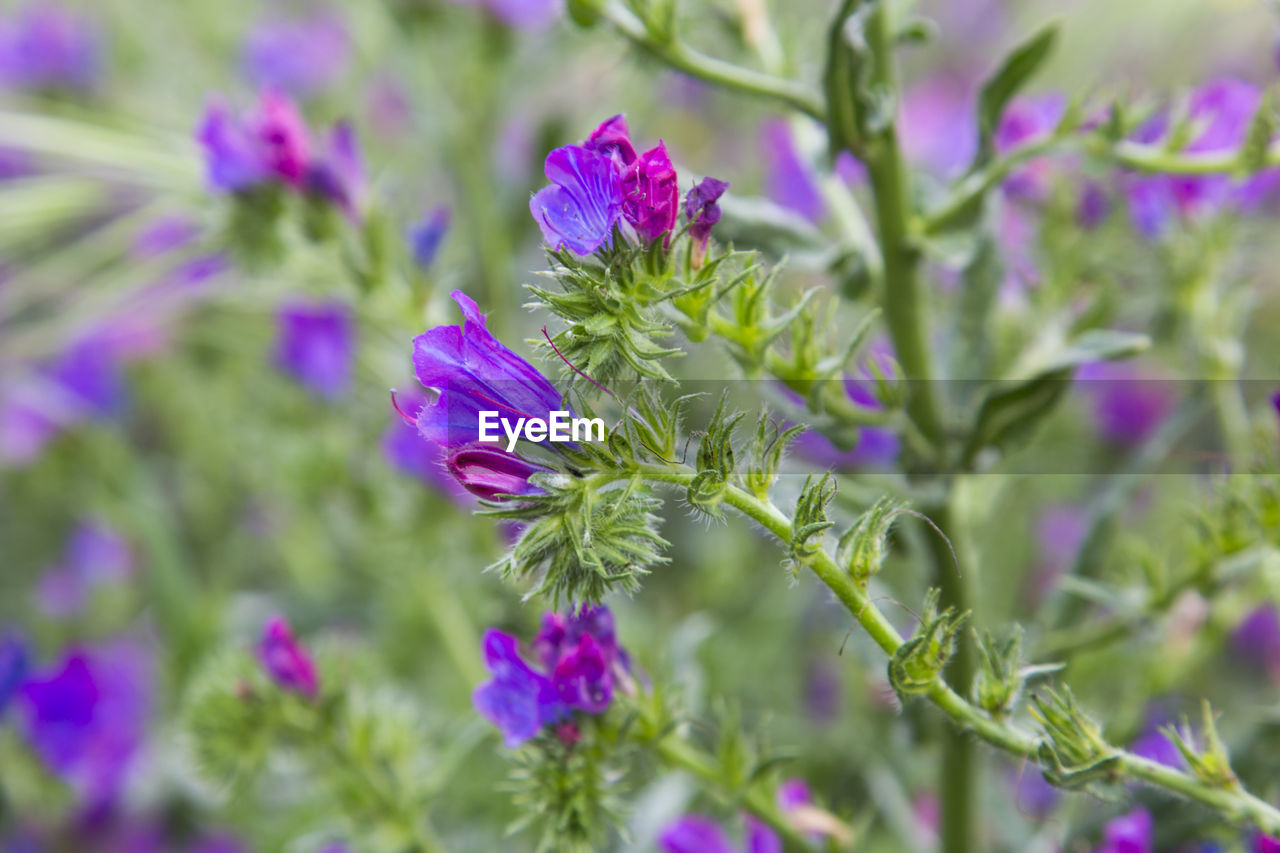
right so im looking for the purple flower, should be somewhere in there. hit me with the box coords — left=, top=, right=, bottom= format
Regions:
left=1256, top=834, right=1280, bottom=853
left=473, top=630, right=559, bottom=748
left=0, top=631, right=28, bottom=718
left=473, top=606, right=629, bottom=747
left=995, top=94, right=1066, bottom=203
left=445, top=444, right=548, bottom=501
left=411, top=289, right=565, bottom=448
left=257, top=616, right=319, bottom=699
left=197, top=91, right=312, bottom=193
left=408, top=207, right=450, bottom=270
left=274, top=300, right=354, bottom=399
left=36, top=521, right=134, bottom=618
left=529, top=144, right=623, bottom=255
left=1027, top=504, right=1088, bottom=604
left=1096, top=808, right=1152, bottom=853
left=303, top=120, right=365, bottom=219
left=584, top=114, right=638, bottom=166
left=658, top=814, right=780, bottom=853
left=1130, top=727, right=1182, bottom=769
left=1075, top=361, right=1173, bottom=446
left=684, top=177, right=729, bottom=266
left=448, top=0, right=559, bottom=29
left=16, top=640, right=152, bottom=805
left=789, top=343, right=900, bottom=471
left=621, top=141, right=680, bottom=245
left=899, top=78, right=977, bottom=178
left=1233, top=605, right=1280, bottom=683
left=1076, top=181, right=1110, bottom=229
left=383, top=388, right=472, bottom=502
left=241, top=14, right=349, bottom=98
left=0, top=3, right=101, bottom=93
left=760, top=118, right=824, bottom=223
left=1012, top=766, right=1060, bottom=818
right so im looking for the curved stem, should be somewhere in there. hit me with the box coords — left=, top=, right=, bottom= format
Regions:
left=609, top=462, right=1280, bottom=834
left=599, top=1, right=825, bottom=121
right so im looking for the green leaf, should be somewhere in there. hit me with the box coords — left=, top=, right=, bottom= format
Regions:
left=822, top=0, right=881, bottom=158
left=972, top=22, right=1060, bottom=168
left=1239, top=89, right=1276, bottom=175
left=962, top=329, right=1149, bottom=461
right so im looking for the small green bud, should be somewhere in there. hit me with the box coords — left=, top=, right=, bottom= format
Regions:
left=1029, top=687, right=1118, bottom=792
left=790, top=474, right=836, bottom=564
left=888, top=590, right=968, bottom=698
left=837, top=496, right=908, bottom=587
left=1162, top=700, right=1239, bottom=790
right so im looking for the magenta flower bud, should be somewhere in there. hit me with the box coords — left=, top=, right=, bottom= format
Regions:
left=621, top=141, right=680, bottom=245
left=1256, top=834, right=1280, bottom=853
left=445, top=445, right=546, bottom=501
left=251, top=90, right=311, bottom=186
left=584, top=114, right=637, bottom=166
left=198, top=90, right=312, bottom=192
left=257, top=616, right=319, bottom=699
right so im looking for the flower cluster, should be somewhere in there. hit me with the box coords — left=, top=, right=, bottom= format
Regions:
left=530, top=114, right=728, bottom=257
left=405, top=289, right=561, bottom=500
left=473, top=605, right=630, bottom=747
left=197, top=90, right=365, bottom=219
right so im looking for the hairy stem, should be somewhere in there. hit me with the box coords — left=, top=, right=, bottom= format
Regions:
left=612, top=462, right=1280, bottom=834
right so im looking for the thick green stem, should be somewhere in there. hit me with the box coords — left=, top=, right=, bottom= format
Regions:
left=922, top=497, right=976, bottom=853
left=613, top=463, right=1280, bottom=834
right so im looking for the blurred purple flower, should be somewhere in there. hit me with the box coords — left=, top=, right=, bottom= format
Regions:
left=197, top=91, right=311, bottom=192
left=0, top=3, right=101, bottom=93
left=530, top=144, right=623, bottom=255
left=760, top=118, right=824, bottom=223
left=448, top=0, right=559, bottom=30
left=274, top=301, right=354, bottom=400
left=1076, top=181, right=1111, bottom=229
left=474, top=605, right=629, bottom=747
left=1256, top=834, right=1280, bottom=853
left=1027, top=504, right=1087, bottom=604
left=16, top=640, right=152, bottom=805
left=257, top=616, right=319, bottom=699
left=383, top=388, right=472, bottom=502
left=789, top=341, right=900, bottom=471
left=899, top=78, right=976, bottom=178
left=1075, top=361, right=1173, bottom=446
left=241, top=14, right=349, bottom=97
left=36, top=520, right=134, bottom=618
left=658, top=814, right=779, bottom=853
left=685, top=176, right=729, bottom=266
left=1096, top=808, right=1152, bottom=853
left=303, top=120, right=365, bottom=219
left=408, top=207, right=450, bottom=270
left=411, top=289, right=564, bottom=448
left=1233, top=605, right=1280, bottom=683
left=995, top=94, right=1066, bottom=203
left=1130, top=726, right=1182, bottom=769
left=0, top=631, right=28, bottom=718
left=445, top=444, right=547, bottom=501
left=1012, top=766, right=1060, bottom=819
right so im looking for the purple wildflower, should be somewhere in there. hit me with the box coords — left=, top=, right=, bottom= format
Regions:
left=36, top=520, right=134, bottom=619
left=584, top=114, right=638, bottom=166
left=257, top=616, right=319, bottom=699
left=1233, top=605, right=1280, bottom=683
left=1075, top=361, right=1173, bottom=446
left=473, top=605, right=629, bottom=748
left=1256, top=834, right=1280, bottom=853
left=658, top=814, right=780, bottom=853
left=241, top=14, right=349, bottom=98
left=1096, top=808, right=1152, bottom=853
left=449, top=0, right=560, bottom=30
left=383, top=388, right=472, bottom=502
left=411, top=289, right=565, bottom=448
left=445, top=444, right=548, bottom=501
left=529, top=144, right=623, bottom=255
left=0, top=3, right=101, bottom=93
left=1130, top=726, right=1182, bottom=769
left=621, top=141, right=680, bottom=245
left=16, top=640, right=152, bottom=805
left=197, top=91, right=311, bottom=192
left=131, top=216, right=199, bottom=259
left=899, top=78, right=977, bottom=178
left=995, top=94, right=1066, bottom=203
left=274, top=301, right=354, bottom=400
left=1012, top=765, right=1060, bottom=819
left=303, top=120, right=365, bottom=219
left=408, top=207, right=450, bottom=270
left=1027, top=504, right=1088, bottom=604
left=0, top=631, right=28, bottom=717
left=684, top=177, right=729, bottom=266
left=760, top=118, right=824, bottom=223
left=1076, top=181, right=1111, bottom=229
left=789, top=341, right=900, bottom=471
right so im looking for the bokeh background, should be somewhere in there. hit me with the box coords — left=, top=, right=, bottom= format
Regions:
left=3, top=0, right=1280, bottom=850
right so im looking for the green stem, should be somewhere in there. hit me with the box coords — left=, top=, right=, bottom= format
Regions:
left=613, top=463, right=1280, bottom=833
left=922, top=497, right=976, bottom=853
left=859, top=5, right=943, bottom=448
left=599, top=1, right=825, bottom=121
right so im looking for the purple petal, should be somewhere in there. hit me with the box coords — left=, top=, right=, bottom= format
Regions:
left=529, top=145, right=623, bottom=255
left=658, top=815, right=737, bottom=853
